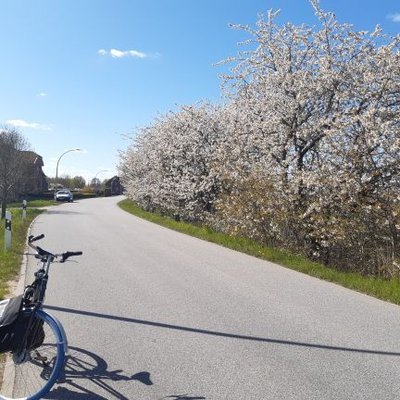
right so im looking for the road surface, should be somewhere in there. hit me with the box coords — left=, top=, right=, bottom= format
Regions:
left=24, top=196, right=400, bottom=399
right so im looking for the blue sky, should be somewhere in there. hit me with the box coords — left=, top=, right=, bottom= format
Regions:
left=1, top=0, right=399, bottom=183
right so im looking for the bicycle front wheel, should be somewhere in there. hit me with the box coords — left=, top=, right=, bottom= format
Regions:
left=0, top=309, right=65, bottom=400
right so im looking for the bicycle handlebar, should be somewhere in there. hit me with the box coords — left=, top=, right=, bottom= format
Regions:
left=29, top=234, right=45, bottom=243
left=28, top=234, right=83, bottom=262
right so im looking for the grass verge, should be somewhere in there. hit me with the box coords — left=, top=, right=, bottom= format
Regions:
left=8, top=199, right=56, bottom=208
left=118, top=198, right=400, bottom=305
left=0, top=208, right=43, bottom=299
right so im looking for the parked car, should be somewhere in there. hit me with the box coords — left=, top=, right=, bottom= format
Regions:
left=54, top=189, right=73, bottom=202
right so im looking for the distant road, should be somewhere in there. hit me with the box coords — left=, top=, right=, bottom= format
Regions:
left=25, top=196, right=400, bottom=399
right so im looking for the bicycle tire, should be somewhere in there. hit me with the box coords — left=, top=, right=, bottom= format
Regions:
left=0, top=309, right=66, bottom=400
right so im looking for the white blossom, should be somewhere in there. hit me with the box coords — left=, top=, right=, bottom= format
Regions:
left=119, top=1, right=400, bottom=275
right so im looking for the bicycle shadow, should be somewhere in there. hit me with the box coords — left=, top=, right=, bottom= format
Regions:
left=45, top=346, right=153, bottom=400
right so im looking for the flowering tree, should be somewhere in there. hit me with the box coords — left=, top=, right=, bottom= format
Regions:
left=119, top=0, right=400, bottom=275
left=216, top=1, right=400, bottom=271
left=120, top=103, right=225, bottom=221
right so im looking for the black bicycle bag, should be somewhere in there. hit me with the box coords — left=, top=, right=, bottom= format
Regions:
left=0, top=295, right=23, bottom=353
left=0, top=295, right=45, bottom=353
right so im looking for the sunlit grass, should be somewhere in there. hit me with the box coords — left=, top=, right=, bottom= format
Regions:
left=23, top=199, right=56, bottom=207
left=119, top=198, right=400, bottom=305
left=0, top=209, right=43, bottom=299
left=8, top=199, right=56, bottom=208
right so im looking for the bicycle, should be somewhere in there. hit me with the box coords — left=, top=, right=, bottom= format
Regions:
left=0, top=233, right=82, bottom=400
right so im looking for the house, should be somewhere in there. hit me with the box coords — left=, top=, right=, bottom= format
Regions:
left=104, top=176, right=123, bottom=196
left=19, top=151, right=48, bottom=194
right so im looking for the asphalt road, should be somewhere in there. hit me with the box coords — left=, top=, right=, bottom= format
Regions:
left=25, top=196, right=400, bottom=400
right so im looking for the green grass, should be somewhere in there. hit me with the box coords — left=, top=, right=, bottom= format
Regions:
left=24, top=199, right=56, bottom=207
left=8, top=199, right=56, bottom=208
left=0, top=209, right=43, bottom=299
left=118, top=198, right=400, bottom=305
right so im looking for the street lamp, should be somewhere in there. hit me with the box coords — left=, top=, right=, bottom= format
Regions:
left=91, top=169, right=108, bottom=188
left=55, top=148, right=82, bottom=183
left=94, top=169, right=108, bottom=180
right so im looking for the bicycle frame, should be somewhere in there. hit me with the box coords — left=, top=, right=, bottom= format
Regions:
left=20, top=257, right=69, bottom=355
left=24, top=255, right=53, bottom=307
left=25, top=234, right=82, bottom=308
left=22, top=235, right=80, bottom=355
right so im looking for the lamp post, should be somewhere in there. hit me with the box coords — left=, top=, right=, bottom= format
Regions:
left=91, top=169, right=108, bottom=188
left=94, top=169, right=108, bottom=180
left=55, top=148, right=82, bottom=184
left=91, top=169, right=108, bottom=197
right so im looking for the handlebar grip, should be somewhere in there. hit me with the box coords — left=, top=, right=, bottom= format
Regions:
left=69, top=251, right=83, bottom=257
left=60, top=251, right=83, bottom=262
left=29, top=234, right=45, bottom=243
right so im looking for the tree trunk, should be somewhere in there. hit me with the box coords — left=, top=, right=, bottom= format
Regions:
left=1, top=188, right=8, bottom=219
left=1, top=201, right=6, bottom=220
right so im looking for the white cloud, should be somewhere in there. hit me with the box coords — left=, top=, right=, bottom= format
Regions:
left=6, top=119, right=51, bottom=130
left=387, top=13, right=400, bottom=22
left=98, top=48, right=148, bottom=59
left=37, top=92, right=47, bottom=98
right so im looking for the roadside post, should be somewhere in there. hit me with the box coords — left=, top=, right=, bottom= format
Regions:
left=22, top=200, right=27, bottom=221
left=5, top=210, right=11, bottom=251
